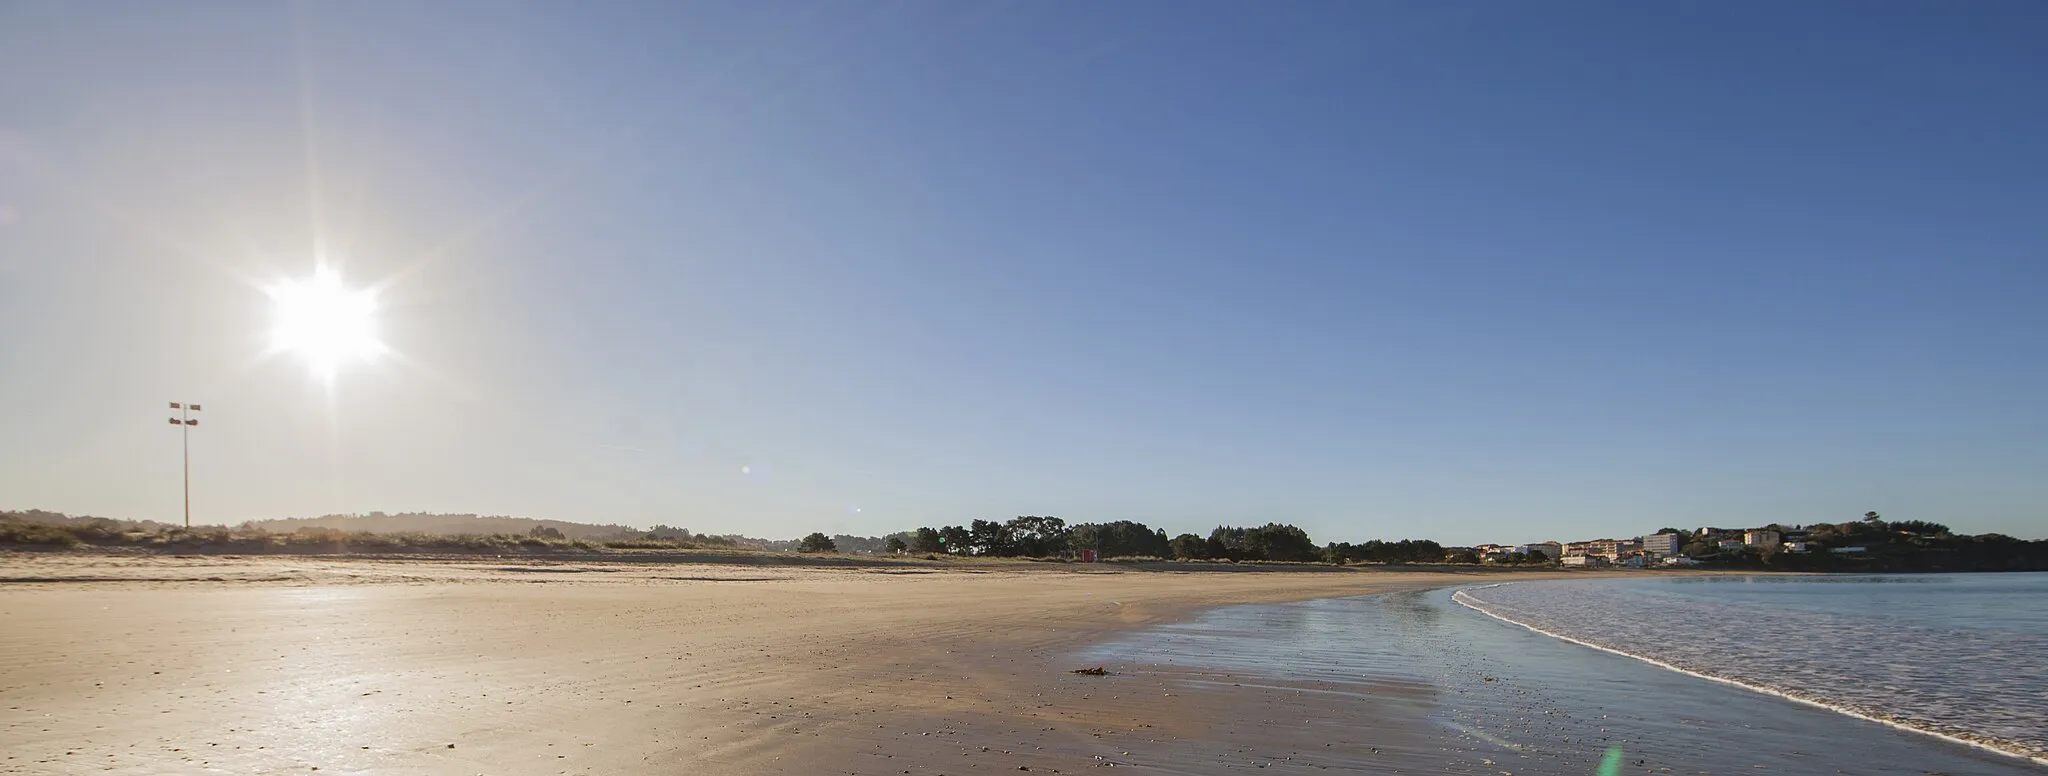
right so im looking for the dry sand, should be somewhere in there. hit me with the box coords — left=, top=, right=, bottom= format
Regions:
left=0, top=555, right=1583, bottom=775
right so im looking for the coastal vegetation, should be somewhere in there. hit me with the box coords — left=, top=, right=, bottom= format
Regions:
left=7, top=508, right=2042, bottom=571
left=1322, top=539, right=1449, bottom=565
left=3, top=510, right=1445, bottom=565
left=1679, top=517, right=2048, bottom=572
left=796, top=532, right=838, bottom=553
left=0, top=509, right=756, bottom=553
left=900, top=518, right=1448, bottom=564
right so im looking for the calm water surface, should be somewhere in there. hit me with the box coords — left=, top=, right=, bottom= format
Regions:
left=1080, top=575, right=2048, bottom=776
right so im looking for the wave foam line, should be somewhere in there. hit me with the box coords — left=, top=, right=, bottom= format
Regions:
left=1450, top=585, right=2048, bottom=769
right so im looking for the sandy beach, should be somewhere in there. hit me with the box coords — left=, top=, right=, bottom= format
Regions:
left=0, top=555, right=1575, bottom=775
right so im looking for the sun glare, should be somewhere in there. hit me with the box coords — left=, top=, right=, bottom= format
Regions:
left=267, top=269, right=383, bottom=377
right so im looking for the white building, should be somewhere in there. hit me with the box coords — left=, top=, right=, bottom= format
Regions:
left=1745, top=529, right=1782, bottom=549
left=1640, top=533, right=1683, bottom=557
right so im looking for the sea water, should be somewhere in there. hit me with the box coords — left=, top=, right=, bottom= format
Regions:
left=1078, top=575, right=2048, bottom=775
left=1455, top=573, right=2048, bottom=764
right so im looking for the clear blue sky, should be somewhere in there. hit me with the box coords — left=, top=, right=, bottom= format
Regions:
left=3, top=1, right=2044, bottom=546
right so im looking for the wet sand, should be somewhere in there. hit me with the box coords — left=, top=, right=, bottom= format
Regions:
left=0, top=555, right=1579, bottom=775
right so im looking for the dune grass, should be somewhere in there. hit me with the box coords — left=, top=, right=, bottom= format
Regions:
left=0, top=518, right=738, bottom=555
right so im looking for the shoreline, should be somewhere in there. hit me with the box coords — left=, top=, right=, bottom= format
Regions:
left=1451, top=581, right=2048, bottom=768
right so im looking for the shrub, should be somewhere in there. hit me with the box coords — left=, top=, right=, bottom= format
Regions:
left=0, top=519, right=82, bottom=547
left=603, top=538, right=688, bottom=550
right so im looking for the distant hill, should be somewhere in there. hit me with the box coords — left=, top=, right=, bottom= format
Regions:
left=6, top=508, right=903, bottom=554
left=240, top=512, right=648, bottom=539
left=240, top=513, right=810, bottom=550
left=1, top=508, right=648, bottom=539
left=2, top=509, right=180, bottom=532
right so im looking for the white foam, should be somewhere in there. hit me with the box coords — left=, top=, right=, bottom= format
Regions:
left=1452, top=583, right=2048, bottom=768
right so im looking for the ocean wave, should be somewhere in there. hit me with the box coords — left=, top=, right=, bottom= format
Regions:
left=1452, top=581, right=2048, bottom=767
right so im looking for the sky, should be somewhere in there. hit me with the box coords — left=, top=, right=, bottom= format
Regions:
left=2, top=1, right=2045, bottom=546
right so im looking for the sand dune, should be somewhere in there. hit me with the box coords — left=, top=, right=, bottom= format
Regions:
left=0, top=556, right=1570, bottom=775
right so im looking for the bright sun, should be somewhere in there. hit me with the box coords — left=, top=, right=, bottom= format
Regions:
left=267, top=269, right=383, bottom=377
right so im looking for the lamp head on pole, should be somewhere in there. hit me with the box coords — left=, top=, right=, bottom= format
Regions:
left=167, top=402, right=202, bottom=426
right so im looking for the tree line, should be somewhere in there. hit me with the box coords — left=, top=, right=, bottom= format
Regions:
left=878, top=516, right=1446, bottom=564
left=1322, top=538, right=1449, bottom=565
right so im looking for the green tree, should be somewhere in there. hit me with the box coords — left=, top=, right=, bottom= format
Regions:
left=1889, top=519, right=1950, bottom=537
left=1208, top=523, right=1319, bottom=562
left=1169, top=533, right=1209, bottom=560
left=939, top=525, right=972, bottom=554
left=1006, top=516, right=1070, bottom=557
left=797, top=532, right=837, bottom=553
left=885, top=536, right=907, bottom=553
left=645, top=524, right=695, bottom=541
left=1245, top=523, right=1320, bottom=562
left=1207, top=526, right=1247, bottom=560
left=969, top=519, right=1014, bottom=556
left=1069, top=521, right=1170, bottom=558
left=1398, top=539, right=1446, bottom=563
left=1204, top=535, right=1229, bottom=559
left=910, top=527, right=944, bottom=553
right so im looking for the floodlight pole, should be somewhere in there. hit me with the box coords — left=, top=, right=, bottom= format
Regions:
left=168, top=402, right=201, bottom=528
